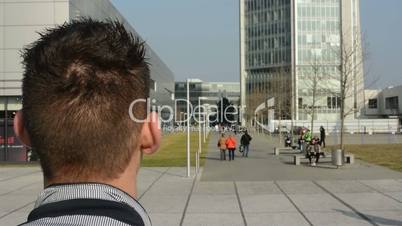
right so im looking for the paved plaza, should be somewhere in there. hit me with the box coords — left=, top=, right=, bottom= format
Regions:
left=2, top=133, right=402, bottom=225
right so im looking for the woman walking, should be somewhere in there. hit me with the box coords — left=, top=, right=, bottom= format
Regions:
left=225, top=134, right=237, bottom=161
left=217, top=133, right=227, bottom=161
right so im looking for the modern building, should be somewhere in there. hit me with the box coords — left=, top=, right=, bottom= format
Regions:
left=364, top=86, right=402, bottom=124
left=240, top=0, right=364, bottom=126
left=175, top=79, right=240, bottom=125
left=0, top=0, right=175, bottom=161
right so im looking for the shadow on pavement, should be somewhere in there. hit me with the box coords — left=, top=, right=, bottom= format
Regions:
left=335, top=209, right=402, bottom=226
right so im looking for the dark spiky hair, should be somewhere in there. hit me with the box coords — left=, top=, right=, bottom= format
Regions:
left=22, top=18, right=150, bottom=181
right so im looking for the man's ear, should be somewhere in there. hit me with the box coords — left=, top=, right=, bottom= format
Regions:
left=14, top=110, right=31, bottom=147
left=139, top=112, right=161, bottom=155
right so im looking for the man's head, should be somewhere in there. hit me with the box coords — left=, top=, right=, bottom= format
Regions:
left=14, top=19, right=160, bottom=183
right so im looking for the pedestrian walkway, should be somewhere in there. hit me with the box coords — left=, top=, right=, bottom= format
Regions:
left=2, top=133, right=402, bottom=226
left=202, top=132, right=402, bottom=181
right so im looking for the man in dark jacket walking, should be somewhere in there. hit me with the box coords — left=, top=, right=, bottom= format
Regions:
left=240, top=131, right=252, bottom=157
left=320, top=126, right=326, bottom=148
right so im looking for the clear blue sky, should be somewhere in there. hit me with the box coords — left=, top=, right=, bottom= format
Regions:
left=112, top=0, right=402, bottom=88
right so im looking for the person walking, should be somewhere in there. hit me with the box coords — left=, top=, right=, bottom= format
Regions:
left=225, top=134, right=237, bottom=161
left=240, top=130, right=252, bottom=157
left=320, top=126, right=326, bottom=148
left=304, top=129, right=312, bottom=154
left=217, top=133, right=227, bottom=160
left=298, top=129, right=305, bottom=151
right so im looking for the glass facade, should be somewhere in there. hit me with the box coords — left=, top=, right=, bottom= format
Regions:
left=243, top=0, right=292, bottom=122
left=0, top=96, right=25, bottom=162
left=241, top=0, right=353, bottom=123
left=296, top=0, right=341, bottom=120
left=175, top=80, right=240, bottom=117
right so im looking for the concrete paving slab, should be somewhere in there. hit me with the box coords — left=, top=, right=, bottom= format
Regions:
left=359, top=179, right=402, bottom=192
left=337, top=193, right=402, bottom=211
left=192, top=182, right=235, bottom=195
left=182, top=213, right=244, bottom=226
left=240, top=194, right=297, bottom=213
left=148, top=213, right=182, bottom=226
left=186, top=195, right=240, bottom=213
left=362, top=210, right=402, bottom=226
left=315, top=180, right=375, bottom=193
left=288, top=194, right=350, bottom=212
left=140, top=195, right=188, bottom=213
left=0, top=167, right=41, bottom=181
left=145, top=181, right=193, bottom=196
left=245, top=213, right=310, bottom=226
left=0, top=202, right=34, bottom=226
left=165, top=167, right=196, bottom=178
left=304, top=211, right=372, bottom=226
left=276, top=181, right=326, bottom=194
left=0, top=195, right=35, bottom=213
left=0, top=182, right=42, bottom=198
left=384, top=192, right=402, bottom=202
left=236, top=181, right=282, bottom=195
left=137, top=168, right=166, bottom=197
left=0, top=175, right=42, bottom=195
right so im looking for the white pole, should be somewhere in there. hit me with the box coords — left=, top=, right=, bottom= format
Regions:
left=198, top=97, right=202, bottom=154
left=204, top=115, right=206, bottom=143
left=179, top=112, right=182, bottom=130
left=195, top=152, right=198, bottom=175
left=186, top=79, right=191, bottom=178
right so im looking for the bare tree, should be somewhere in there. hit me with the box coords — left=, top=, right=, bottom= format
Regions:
left=324, top=31, right=367, bottom=151
left=301, top=58, right=322, bottom=133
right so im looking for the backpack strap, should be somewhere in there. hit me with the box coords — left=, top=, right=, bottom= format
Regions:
left=26, top=199, right=145, bottom=226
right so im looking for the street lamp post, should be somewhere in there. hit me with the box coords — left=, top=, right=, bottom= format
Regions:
left=186, top=79, right=191, bottom=178
left=198, top=97, right=207, bottom=153
left=203, top=103, right=210, bottom=143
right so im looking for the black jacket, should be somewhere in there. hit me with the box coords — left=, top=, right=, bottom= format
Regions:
left=241, top=134, right=252, bottom=145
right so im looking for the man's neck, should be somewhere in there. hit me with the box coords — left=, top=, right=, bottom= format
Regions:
left=45, top=151, right=141, bottom=199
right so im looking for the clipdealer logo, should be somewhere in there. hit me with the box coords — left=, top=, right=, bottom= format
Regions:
left=128, top=98, right=245, bottom=127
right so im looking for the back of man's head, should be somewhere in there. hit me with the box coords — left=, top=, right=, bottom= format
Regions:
left=20, top=19, right=149, bottom=182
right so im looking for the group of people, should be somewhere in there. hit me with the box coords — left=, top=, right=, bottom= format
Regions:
left=298, top=126, right=326, bottom=166
left=217, top=131, right=252, bottom=161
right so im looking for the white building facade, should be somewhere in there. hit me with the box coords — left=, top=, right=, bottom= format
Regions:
left=365, top=86, right=402, bottom=122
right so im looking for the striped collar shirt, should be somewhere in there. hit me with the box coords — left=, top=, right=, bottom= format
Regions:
left=21, top=183, right=152, bottom=226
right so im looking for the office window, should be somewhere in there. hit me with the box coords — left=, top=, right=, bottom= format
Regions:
left=327, top=96, right=340, bottom=109
left=368, top=99, right=377, bottom=109
left=385, top=96, right=399, bottom=110
left=298, top=98, right=303, bottom=109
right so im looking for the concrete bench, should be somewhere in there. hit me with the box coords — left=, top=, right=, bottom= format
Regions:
left=293, top=155, right=305, bottom=165
left=274, top=147, right=296, bottom=155
left=293, top=153, right=354, bottom=165
left=293, top=152, right=329, bottom=165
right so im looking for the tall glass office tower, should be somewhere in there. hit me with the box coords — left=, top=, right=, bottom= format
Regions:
left=240, top=0, right=364, bottom=125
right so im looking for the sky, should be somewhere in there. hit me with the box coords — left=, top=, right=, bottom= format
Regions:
left=112, top=0, right=402, bottom=88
